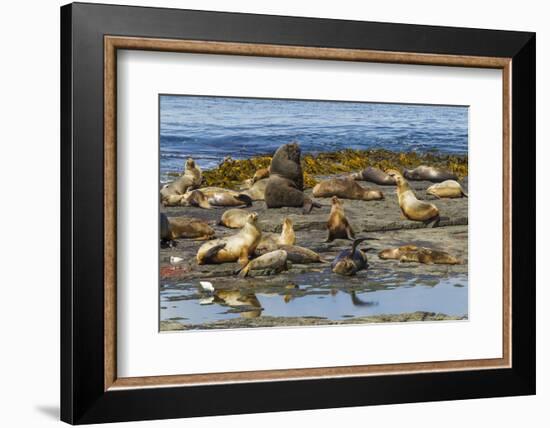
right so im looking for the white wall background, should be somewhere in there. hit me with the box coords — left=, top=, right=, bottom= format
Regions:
left=0, top=0, right=545, bottom=427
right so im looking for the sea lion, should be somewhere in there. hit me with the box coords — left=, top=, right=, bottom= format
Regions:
left=160, top=212, right=176, bottom=248
left=196, top=212, right=261, bottom=266
left=219, top=208, right=250, bottom=229
left=269, top=142, right=304, bottom=190
left=276, top=245, right=323, bottom=264
left=312, top=177, right=384, bottom=201
left=257, top=217, right=296, bottom=251
left=167, top=217, right=215, bottom=240
left=426, top=180, right=468, bottom=198
left=198, top=187, right=253, bottom=207
left=241, top=178, right=268, bottom=201
left=160, top=158, right=202, bottom=201
left=162, top=190, right=213, bottom=209
left=351, top=166, right=396, bottom=185
left=264, top=143, right=319, bottom=213
left=252, top=167, right=270, bottom=183
left=403, top=165, right=458, bottom=182
left=386, top=170, right=440, bottom=224
left=327, top=196, right=355, bottom=241
left=237, top=249, right=289, bottom=277
left=378, top=245, right=461, bottom=265
left=331, top=238, right=371, bottom=276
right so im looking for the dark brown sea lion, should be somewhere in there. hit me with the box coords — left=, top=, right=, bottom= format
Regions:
left=327, top=196, right=355, bottom=241
left=351, top=166, right=396, bottom=185
left=378, top=245, right=461, bottom=265
left=331, top=238, right=373, bottom=276
left=160, top=212, right=176, bottom=248
left=264, top=143, right=320, bottom=213
left=313, top=177, right=384, bottom=201
left=386, top=170, right=440, bottom=224
left=403, top=165, right=458, bottom=182
left=269, top=142, right=304, bottom=190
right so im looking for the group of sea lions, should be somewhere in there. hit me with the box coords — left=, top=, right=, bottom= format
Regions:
left=160, top=142, right=465, bottom=278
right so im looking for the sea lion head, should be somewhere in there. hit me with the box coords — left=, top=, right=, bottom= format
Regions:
left=246, top=212, right=259, bottom=225
left=283, top=217, right=293, bottom=229
left=283, top=142, right=301, bottom=163
left=331, top=196, right=343, bottom=207
left=385, top=169, right=402, bottom=178
left=186, top=158, right=196, bottom=169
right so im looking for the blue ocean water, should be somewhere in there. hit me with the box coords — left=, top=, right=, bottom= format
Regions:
left=160, top=95, right=468, bottom=181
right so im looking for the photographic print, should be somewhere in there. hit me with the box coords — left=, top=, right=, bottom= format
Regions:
left=159, top=95, right=468, bottom=331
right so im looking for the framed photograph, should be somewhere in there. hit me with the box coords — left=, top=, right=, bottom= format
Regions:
left=61, top=2, right=535, bottom=424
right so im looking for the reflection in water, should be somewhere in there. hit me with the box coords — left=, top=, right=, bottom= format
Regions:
left=161, top=273, right=467, bottom=326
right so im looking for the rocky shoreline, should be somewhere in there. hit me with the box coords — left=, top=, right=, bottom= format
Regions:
left=160, top=171, right=468, bottom=331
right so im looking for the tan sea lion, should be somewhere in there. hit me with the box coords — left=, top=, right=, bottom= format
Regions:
left=252, top=167, right=270, bottom=183
left=351, top=166, right=396, bottom=185
left=264, top=143, right=320, bottom=213
left=257, top=217, right=296, bottom=251
left=386, top=170, right=440, bottom=224
left=426, top=180, right=468, bottom=198
left=237, top=249, right=289, bottom=277
left=167, top=217, right=215, bottom=240
left=219, top=208, right=250, bottom=228
left=312, top=177, right=384, bottom=201
left=198, top=187, right=253, bottom=207
left=196, top=212, right=261, bottom=266
left=160, top=158, right=202, bottom=200
left=378, top=245, right=461, bottom=265
left=403, top=165, right=458, bottom=182
left=327, top=196, right=355, bottom=241
left=162, top=190, right=213, bottom=209
left=241, top=178, right=268, bottom=201
left=276, top=245, right=322, bottom=264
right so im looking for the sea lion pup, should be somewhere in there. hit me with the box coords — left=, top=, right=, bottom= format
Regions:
left=167, top=217, right=215, bottom=240
left=241, top=178, right=268, bottom=201
left=162, top=190, right=213, bottom=209
left=252, top=167, right=270, bottom=183
left=351, top=166, right=396, bottom=185
left=196, top=212, right=261, bottom=266
left=326, top=196, right=355, bottom=241
left=331, top=238, right=374, bottom=276
left=403, top=165, right=458, bottom=182
left=426, top=180, right=468, bottom=198
left=219, top=208, right=250, bottom=229
left=386, top=169, right=440, bottom=224
left=378, top=245, right=461, bottom=265
left=237, top=249, right=289, bottom=277
left=197, top=187, right=253, bottom=207
left=257, top=217, right=296, bottom=251
left=160, top=158, right=202, bottom=201
left=264, top=142, right=320, bottom=214
left=313, top=177, right=384, bottom=201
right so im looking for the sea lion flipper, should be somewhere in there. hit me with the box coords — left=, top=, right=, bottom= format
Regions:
left=202, top=243, right=226, bottom=263
left=346, top=225, right=356, bottom=240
